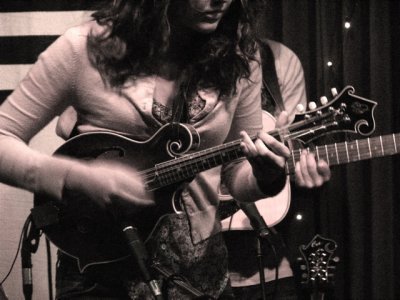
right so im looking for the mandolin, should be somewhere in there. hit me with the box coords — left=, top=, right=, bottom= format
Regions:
left=32, top=86, right=377, bottom=272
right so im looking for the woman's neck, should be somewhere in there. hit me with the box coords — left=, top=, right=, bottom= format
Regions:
left=167, top=26, right=208, bottom=61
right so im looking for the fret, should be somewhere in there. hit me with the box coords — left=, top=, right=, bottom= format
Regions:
left=367, top=138, right=372, bottom=158
left=394, top=134, right=397, bottom=153
left=197, top=155, right=209, bottom=168
left=287, top=148, right=300, bottom=174
left=213, top=154, right=224, bottom=167
left=345, top=141, right=350, bottom=162
left=228, top=149, right=239, bottom=160
left=298, top=148, right=302, bottom=162
left=326, top=143, right=337, bottom=164
left=334, top=143, right=340, bottom=164
left=316, top=145, right=324, bottom=163
left=357, top=139, right=369, bottom=160
left=291, top=149, right=296, bottom=171
left=226, top=149, right=237, bottom=162
left=380, top=136, right=384, bottom=156
left=370, top=137, right=382, bottom=157
left=170, top=166, right=184, bottom=183
left=198, top=156, right=213, bottom=171
left=171, top=166, right=183, bottom=181
left=184, top=160, right=192, bottom=177
left=325, top=144, right=330, bottom=165
left=191, top=159, right=201, bottom=174
left=210, top=154, right=218, bottom=167
left=316, top=146, right=320, bottom=160
left=183, top=159, right=193, bottom=175
left=203, top=158, right=212, bottom=169
left=381, top=134, right=398, bottom=156
left=349, top=141, right=359, bottom=162
left=235, top=148, right=241, bottom=159
left=217, top=150, right=225, bottom=164
left=356, top=140, right=360, bottom=160
left=158, top=170, right=169, bottom=186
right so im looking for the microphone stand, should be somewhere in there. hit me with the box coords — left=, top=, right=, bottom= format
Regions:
left=238, top=202, right=277, bottom=300
left=256, top=235, right=267, bottom=300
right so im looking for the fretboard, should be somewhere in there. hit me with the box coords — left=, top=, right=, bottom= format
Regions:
left=147, top=132, right=400, bottom=190
left=286, top=133, right=400, bottom=173
left=146, top=139, right=245, bottom=190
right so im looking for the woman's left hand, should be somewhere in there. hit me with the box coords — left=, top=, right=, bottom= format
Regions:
left=239, top=117, right=290, bottom=184
left=276, top=111, right=331, bottom=188
left=240, top=110, right=331, bottom=189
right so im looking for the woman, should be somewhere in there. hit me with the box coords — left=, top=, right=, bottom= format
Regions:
left=0, top=0, right=327, bottom=299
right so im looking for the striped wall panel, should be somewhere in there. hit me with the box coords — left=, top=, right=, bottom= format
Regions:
left=0, top=0, right=100, bottom=12
left=0, top=3, right=101, bottom=299
left=0, top=1, right=98, bottom=103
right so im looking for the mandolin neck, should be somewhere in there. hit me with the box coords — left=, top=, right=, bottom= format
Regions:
left=147, top=132, right=400, bottom=190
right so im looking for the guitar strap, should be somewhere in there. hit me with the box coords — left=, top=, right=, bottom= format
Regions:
left=171, top=94, right=188, bottom=124
left=259, top=39, right=285, bottom=115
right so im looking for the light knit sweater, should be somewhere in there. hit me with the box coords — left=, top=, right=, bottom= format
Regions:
left=0, top=21, right=273, bottom=244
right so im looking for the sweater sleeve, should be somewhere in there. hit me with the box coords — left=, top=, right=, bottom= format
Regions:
left=221, top=41, right=307, bottom=202
left=220, top=59, right=281, bottom=203
left=0, top=26, right=85, bottom=200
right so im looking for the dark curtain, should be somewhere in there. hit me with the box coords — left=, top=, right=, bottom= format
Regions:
left=263, top=1, right=400, bottom=299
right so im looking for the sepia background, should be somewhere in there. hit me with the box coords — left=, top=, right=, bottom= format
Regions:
left=0, top=1, right=399, bottom=299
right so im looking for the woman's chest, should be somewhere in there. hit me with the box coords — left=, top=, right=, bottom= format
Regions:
left=74, top=74, right=235, bottom=148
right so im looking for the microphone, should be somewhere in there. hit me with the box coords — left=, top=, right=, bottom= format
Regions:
left=21, top=215, right=40, bottom=300
left=21, top=246, right=32, bottom=300
left=122, top=225, right=163, bottom=300
left=238, top=202, right=273, bottom=239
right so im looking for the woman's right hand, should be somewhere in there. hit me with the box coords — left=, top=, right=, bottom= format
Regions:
left=63, top=160, right=155, bottom=212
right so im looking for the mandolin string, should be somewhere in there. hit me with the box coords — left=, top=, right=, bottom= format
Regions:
left=138, top=110, right=341, bottom=187
left=137, top=141, right=243, bottom=189
left=142, top=128, right=328, bottom=184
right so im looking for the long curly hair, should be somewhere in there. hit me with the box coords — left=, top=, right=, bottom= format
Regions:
left=87, top=0, right=267, bottom=98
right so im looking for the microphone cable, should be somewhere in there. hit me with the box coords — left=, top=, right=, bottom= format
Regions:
left=45, top=238, right=53, bottom=300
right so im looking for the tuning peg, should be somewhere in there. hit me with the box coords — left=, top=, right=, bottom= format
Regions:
left=331, top=87, right=338, bottom=97
left=320, top=96, right=328, bottom=105
left=296, top=104, right=305, bottom=113
left=308, top=101, right=317, bottom=110
left=332, top=256, right=340, bottom=263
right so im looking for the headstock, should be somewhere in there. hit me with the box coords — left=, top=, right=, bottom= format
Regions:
left=296, top=234, right=340, bottom=298
left=286, top=86, right=377, bottom=145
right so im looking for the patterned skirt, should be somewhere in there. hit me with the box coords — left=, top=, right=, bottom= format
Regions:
left=125, top=213, right=229, bottom=299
